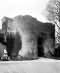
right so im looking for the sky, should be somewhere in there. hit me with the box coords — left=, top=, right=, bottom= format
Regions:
left=0, top=0, right=49, bottom=29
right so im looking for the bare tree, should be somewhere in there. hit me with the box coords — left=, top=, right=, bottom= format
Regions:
left=45, top=0, right=60, bottom=43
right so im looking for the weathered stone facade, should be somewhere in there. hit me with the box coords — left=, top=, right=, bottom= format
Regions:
left=1, top=15, right=55, bottom=59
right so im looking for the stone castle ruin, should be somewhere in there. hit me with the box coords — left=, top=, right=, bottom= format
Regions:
left=0, top=15, right=55, bottom=60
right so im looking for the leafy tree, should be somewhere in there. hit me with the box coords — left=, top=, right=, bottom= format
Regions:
left=45, top=0, right=60, bottom=43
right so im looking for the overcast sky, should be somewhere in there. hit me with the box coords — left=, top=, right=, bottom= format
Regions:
left=0, top=0, right=49, bottom=28
left=0, top=0, right=49, bottom=20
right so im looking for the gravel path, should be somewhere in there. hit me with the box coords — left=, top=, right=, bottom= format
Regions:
left=0, top=58, right=60, bottom=73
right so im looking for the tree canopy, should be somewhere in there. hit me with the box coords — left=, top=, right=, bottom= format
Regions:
left=45, top=0, right=60, bottom=43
